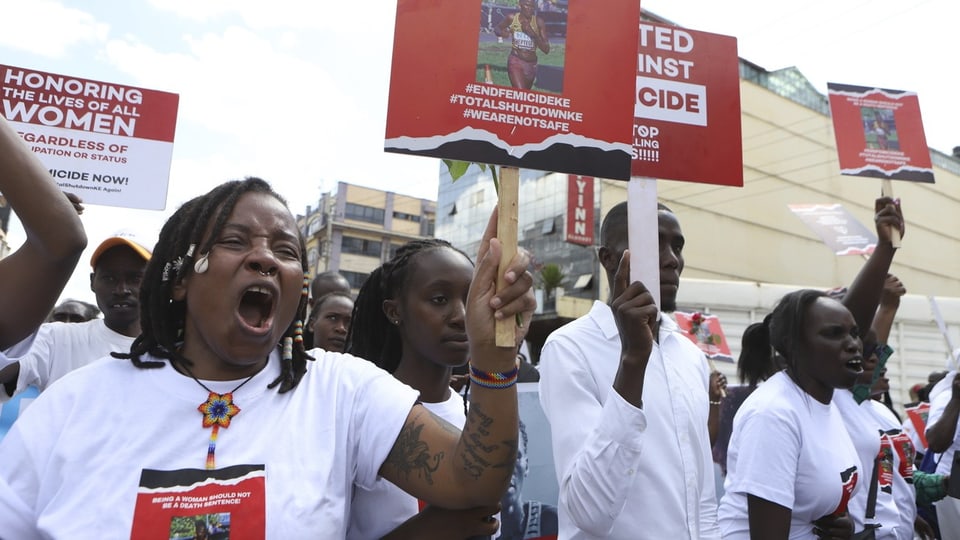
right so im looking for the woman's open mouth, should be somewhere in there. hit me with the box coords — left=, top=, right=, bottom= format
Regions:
left=237, top=285, right=276, bottom=334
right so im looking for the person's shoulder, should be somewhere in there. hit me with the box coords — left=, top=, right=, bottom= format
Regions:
left=304, top=349, right=395, bottom=386
left=544, top=302, right=610, bottom=343
left=739, top=373, right=802, bottom=415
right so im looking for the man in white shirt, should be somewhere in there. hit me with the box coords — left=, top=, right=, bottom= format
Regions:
left=0, top=230, right=152, bottom=405
left=926, top=370, right=960, bottom=534
left=539, top=202, right=720, bottom=539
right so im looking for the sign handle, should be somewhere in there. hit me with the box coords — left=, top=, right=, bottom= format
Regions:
left=496, top=167, right=520, bottom=348
left=881, top=180, right=901, bottom=249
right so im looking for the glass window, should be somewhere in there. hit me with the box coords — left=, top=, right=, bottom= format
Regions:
left=345, top=203, right=385, bottom=224
left=341, top=236, right=382, bottom=258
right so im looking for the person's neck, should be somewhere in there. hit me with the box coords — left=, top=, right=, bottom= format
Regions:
left=105, top=319, right=141, bottom=338
left=393, top=355, right=453, bottom=403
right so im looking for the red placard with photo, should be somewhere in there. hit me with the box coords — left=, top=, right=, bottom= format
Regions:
left=827, top=83, right=934, bottom=183
left=631, top=24, right=742, bottom=186
left=385, top=0, right=639, bottom=180
left=674, top=311, right=733, bottom=363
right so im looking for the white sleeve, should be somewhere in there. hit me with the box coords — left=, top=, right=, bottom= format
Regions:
left=7, top=325, right=56, bottom=398
left=350, top=360, right=420, bottom=490
left=725, top=407, right=800, bottom=509
left=925, top=388, right=957, bottom=446
left=539, top=336, right=645, bottom=537
left=0, top=402, right=41, bottom=538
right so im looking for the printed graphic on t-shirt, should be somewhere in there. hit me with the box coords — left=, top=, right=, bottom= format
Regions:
left=832, top=465, right=859, bottom=516
left=130, top=465, right=265, bottom=540
left=878, top=437, right=895, bottom=494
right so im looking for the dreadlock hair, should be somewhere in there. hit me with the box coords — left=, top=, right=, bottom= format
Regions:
left=346, top=238, right=471, bottom=374
left=740, top=289, right=828, bottom=380
left=114, top=177, right=313, bottom=393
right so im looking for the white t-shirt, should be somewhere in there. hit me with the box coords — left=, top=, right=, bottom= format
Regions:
left=835, top=391, right=916, bottom=540
left=347, top=390, right=467, bottom=539
left=719, top=371, right=862, bottom=540
left=0, top=348, right=419, bottom=538
left=2, top=318, right=135, bottom=401
left=927, top=372, right=960, bottom=476
left=539, top=301, right=720, bottom=539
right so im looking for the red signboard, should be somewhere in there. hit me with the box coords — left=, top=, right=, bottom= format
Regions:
left=674, top=311, right=733, bottom=363
left=1, top=64, right=180, bottom=210
left=565, top=175, right=593, bottom=246
left=385, top=0, right=639, bottom=180
left=630, top=24, right=742, bottom=186
left=827, top=83, right=934, bottom=183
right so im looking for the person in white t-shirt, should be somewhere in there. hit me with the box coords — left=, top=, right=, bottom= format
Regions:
left=719, top=289, right=865, bottom=539
left=926, top=370, right=960, bottom=534
left=345, top=238, right=501, bottom=539
left=0, top=178, right=536, bottom=538
left=0, top=231, right=152, bottom=403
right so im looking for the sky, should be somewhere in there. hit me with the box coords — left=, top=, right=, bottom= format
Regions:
left=1, top=0, right=956, bottom=305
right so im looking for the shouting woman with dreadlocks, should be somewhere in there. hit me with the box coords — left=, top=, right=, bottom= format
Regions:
left=346, top=238, right=508, bottom=539
left=0, top=177, right=535, bottom=538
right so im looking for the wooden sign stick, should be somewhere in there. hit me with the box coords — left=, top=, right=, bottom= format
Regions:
left=496, top=166, right=520, bottom=348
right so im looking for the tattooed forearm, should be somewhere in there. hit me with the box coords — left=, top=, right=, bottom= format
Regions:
left=459, top=403, right=518, bottom=480
left=385, top=420, right=444, bottom=485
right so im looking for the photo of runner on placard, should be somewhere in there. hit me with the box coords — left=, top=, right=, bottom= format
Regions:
left=861, top=107, right=899, bottom=151
left=477, top=0, right=567, bottom=93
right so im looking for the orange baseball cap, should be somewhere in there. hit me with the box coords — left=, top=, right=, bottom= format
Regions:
left=90, top=229, right=153, bottom=268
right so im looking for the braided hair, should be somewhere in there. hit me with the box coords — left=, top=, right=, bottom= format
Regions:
left=345, top=238, right=470, bottom=374
left=114, top=177, right=312, bottom=393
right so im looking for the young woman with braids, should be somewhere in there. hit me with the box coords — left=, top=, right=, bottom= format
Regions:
left=0, top=177, right=535, bottom=538
left=345, top=238, right=503, bottom=539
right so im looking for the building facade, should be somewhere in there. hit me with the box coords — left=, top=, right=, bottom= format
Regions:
left=297, top=182, right=436, bottom=292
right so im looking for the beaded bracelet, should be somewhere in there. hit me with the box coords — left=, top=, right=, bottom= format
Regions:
left=469, top=364, right=519, bottom=389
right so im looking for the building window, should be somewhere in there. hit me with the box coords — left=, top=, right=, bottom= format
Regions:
left=392, top=211, right=421, bottom=223
left=541, top=218, right=556, bottom=235
left=341, top=236, right=382, bottom=258
left=345, top=203, right=385, bottom=224
left=341, top=270, right=370, bottom=290
left=307, top=218, right=323, bottom=237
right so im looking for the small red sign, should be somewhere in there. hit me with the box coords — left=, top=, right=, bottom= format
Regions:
left=565, top=175, right=593, bottom=246
left=674, top=311, right=733, bottom=362
left=631, top=24, right=742, bottom=186
left=827, top=83, right=934, bottom=183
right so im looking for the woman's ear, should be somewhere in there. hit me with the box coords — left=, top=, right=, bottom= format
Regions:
left=382, top=298, right=400, bottom=325
left=172, top=276, right=188, bottom=302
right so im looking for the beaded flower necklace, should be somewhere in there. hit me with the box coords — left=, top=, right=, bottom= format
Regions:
left=179, top=362, right=258, bottom=469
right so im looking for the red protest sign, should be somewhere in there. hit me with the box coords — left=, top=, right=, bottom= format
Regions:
left=827, top=83, right=934, bottom=183
left=1, top=64, right=179, bottom=210
left=385, top=0, right=639, bottom=180
left=674, top=311, right=734, bottom=363
left=631, top=24, right=742, bottom=186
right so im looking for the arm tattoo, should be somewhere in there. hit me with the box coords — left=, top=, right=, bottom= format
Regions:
left=460, top=403, right=518, bottom=480
left=385, top=420, right=443, bottom=485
